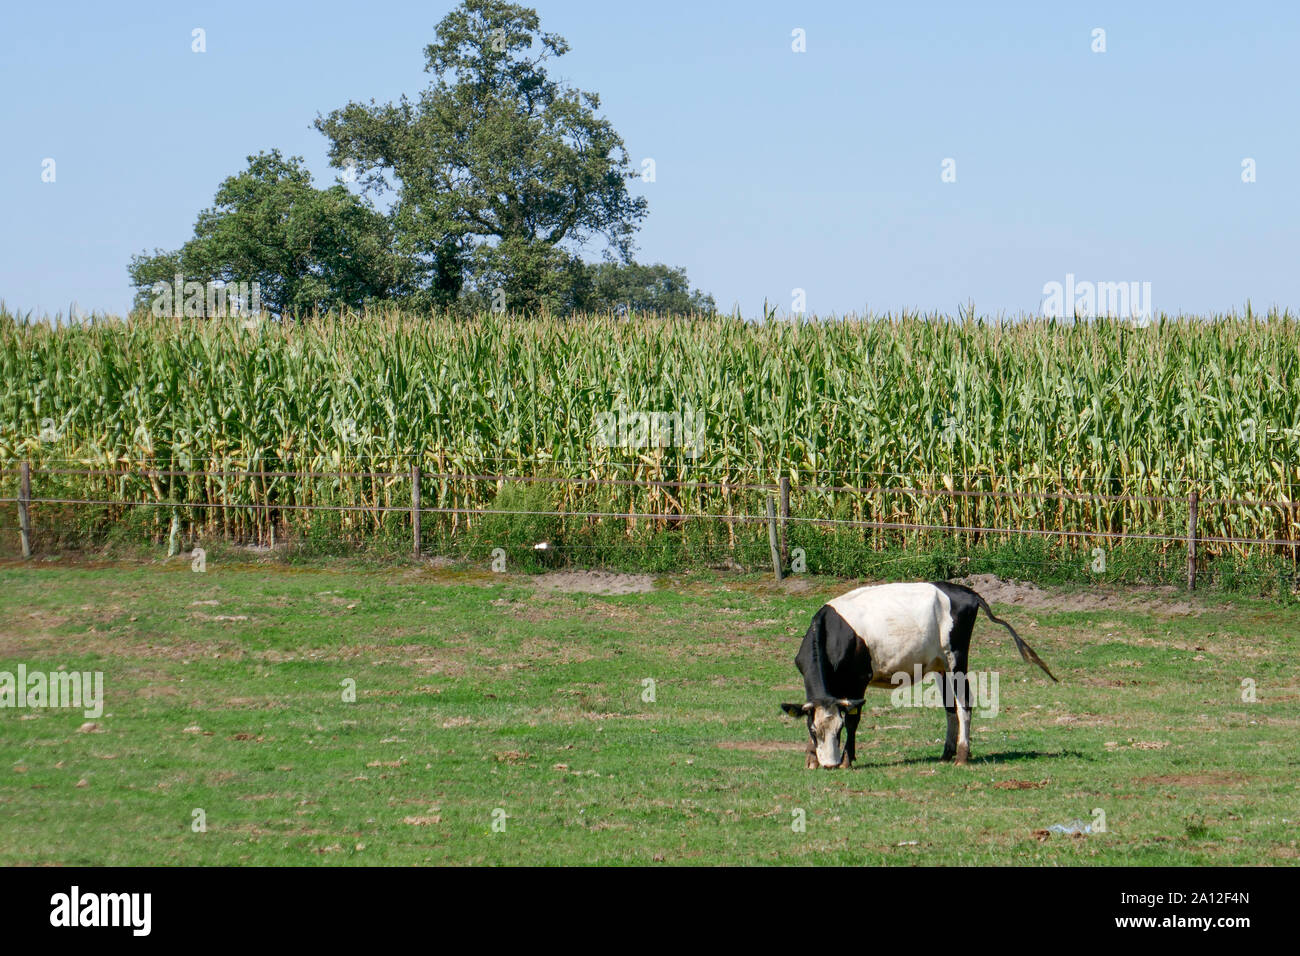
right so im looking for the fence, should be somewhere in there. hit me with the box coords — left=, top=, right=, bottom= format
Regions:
left=5, top=460, right=1300, bottom=590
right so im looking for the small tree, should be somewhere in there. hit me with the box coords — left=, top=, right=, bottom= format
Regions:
left=128, top=150, right=407, bottom=316
left=580, top=262, right=717, bottom=315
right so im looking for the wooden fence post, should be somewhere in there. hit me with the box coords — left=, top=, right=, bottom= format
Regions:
left=779, top=475, right=790, bottom=567
left=1187, top=488, right=1199, bottom=591
left=411, top=462, right=422, bottom=559
left=19, top=461, right=32, bottom=559
left=767, top=494, right=783, bottom=582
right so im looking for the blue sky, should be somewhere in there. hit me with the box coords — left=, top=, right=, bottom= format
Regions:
left=2, top=1, right=1298, bottom=318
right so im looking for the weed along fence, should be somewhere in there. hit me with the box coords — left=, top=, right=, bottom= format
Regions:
left=3, top=460, right=1299, bottom=592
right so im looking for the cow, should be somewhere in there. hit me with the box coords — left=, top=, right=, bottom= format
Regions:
left=780, top=581, right=1057, bottom=769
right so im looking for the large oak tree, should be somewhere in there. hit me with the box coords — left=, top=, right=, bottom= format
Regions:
left=314, top=0, right=648, bottom=313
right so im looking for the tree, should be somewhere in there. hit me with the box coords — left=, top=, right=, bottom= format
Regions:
left=128, top=150, right=407, bottom=317
left=579, top=262, right=716, bottom=315
left=314, top=0, right=647, bottom=312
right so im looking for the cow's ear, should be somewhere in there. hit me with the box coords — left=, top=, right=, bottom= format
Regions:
left=839, top=698, right=866, bottom=714
left=780, top=702, right=812, bottom=717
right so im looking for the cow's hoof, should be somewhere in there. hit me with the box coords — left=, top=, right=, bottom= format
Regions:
left=838, top=753, right=853, bottom=769
left=940, top=748, right=956, bottom=762
left=954, top=744, right=970, bottom=765
left=805, top=752, right=819, bottom=770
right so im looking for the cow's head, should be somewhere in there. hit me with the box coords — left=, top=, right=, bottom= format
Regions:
left=780, top=697, right=865, bottom=768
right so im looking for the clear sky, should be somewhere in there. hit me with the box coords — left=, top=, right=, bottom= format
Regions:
left=3, top=0, right=1298, bottom=318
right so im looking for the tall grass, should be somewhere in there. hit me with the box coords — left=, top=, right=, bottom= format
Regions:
left=1, top=307, right=1297, bottom=572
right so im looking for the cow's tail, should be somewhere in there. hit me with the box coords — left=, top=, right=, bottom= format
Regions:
left=972, top=593, right=1059, bottom=683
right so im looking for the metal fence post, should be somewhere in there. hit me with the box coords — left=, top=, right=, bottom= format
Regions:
left=19, top=461, right=32, bottom=559
left=767, top=494, right=783, bottom=582
left=779, top=475, right=790, bottom=568
left=1187, top=488, right=1199, bottom=590
left=411, top=462, right=422, bottom=559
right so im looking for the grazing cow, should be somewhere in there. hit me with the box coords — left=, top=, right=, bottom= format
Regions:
left=780, top=582, right=1057, bottom=768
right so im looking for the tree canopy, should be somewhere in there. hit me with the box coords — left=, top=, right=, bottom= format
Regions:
left=129, top=151, right=406, bottom=316
left=579, top=262, right=716, bottom=315
left=128, top=1, right=710, bottom=317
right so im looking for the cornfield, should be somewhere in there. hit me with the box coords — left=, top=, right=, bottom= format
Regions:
left=2, top=307, right=1298, bottom=565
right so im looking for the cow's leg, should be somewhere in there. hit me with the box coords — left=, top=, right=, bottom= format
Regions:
left=805, top=730, right=818, bottom=769
left=839, top=709, right=861, bottom=768
left=941, top=673, right=958, bottom=761
left=944, top=639, right=974, bottom=765
left=953, top=670, right=973, bottom=765
left=947, top=601, right=980, bottom=765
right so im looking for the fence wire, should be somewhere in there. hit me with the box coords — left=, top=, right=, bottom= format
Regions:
left=4, top=465, right=1299, bottom=587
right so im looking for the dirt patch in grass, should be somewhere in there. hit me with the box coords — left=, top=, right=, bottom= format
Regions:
left=1077, top=677, right=1148, bottom=688
left=493, top=750, right=531, bottom=764
left=399, top=564, right=500, bottom=585
left=717, top=740, right=805, bottom=752
left=247, top=642, right=476, bottom=678
left=491, top=594, right=646, bottom=625
left=665, top=635, right=769, bottom=660
left=6, top=633, right=246, bottom=662
left=1134, top=772, right=1248, bottom=787
left=136, top=685, right=183, bottom=699
left=516, top=639, right=597, bottom=666
left=1052, top=712, right=1121, bottom=726
left=955, top=574, right=1197, bottom=615
left=1112, top=633, right=1276, bottom=658
left=778, top=577, right=816, bottom=593
left=535, top=571, right=654, bottom=595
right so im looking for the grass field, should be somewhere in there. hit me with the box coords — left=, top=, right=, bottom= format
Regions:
left=1, top=557, right=1297, bottom=865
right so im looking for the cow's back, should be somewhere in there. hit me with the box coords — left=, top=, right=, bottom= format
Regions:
left=826, top=583, right=952, bottom=685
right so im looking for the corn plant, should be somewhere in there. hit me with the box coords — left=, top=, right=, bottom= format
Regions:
left=1, top=306, right=1297, bottom=560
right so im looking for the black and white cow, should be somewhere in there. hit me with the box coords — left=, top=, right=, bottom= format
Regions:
left=780, top=582, right=1057, bottom=769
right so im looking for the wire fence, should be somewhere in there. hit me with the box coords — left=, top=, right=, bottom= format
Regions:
left=5, top=460, right=1300, bottom=591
